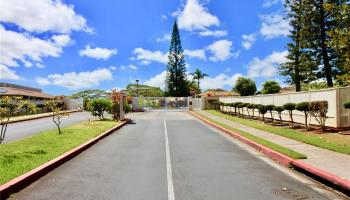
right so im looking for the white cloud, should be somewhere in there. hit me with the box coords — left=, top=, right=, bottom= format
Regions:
left=144, top=71, right=167, bottom=88
left=0, top=0, right=91, bottom=33
left=242, top=33, right=256, bottom=50
left=260, top=13, right=291, bottom=39
left=161, top=15, right=168, bottom=20
left=79, top=45, right=117, bottom=60
left=0, top=64, right=20, bottom=80
left=156, top=33, right=171, bottom=42
left=207, top=40, right=236, bottom=61
left=109, top=66, right=117, bottom=70
left=36, top=63, right=45, bottom=68
left=0, top=25, right=69, bottom=67
left=201, top=73, right=242, bottom=90
left=262, top=0, right=282, bottom=8
left=247, top=50, right=288, bottom=78
left=120, top=64, right=138, bottom=70
left=198, top=30, right=227, bottom=37
left=184, top=49, right=207, bottom=60
left=132, top=48, right=168, bottom=64
left=51, top=35, right=72, bottom=47
left=176, top=0, right=220, bottom=31
left=36, top=68, right=113, bottom=90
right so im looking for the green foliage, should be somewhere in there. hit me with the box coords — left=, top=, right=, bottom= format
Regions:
left=46, top=100, right=68, bottom=134
left=283, top=103, right=296, bottom=111
left=190, top=68, right=208, bottom=94
left=296, top=102, right=310, bottom=130
left=265, top=105, right=275, bottom=111
left=108, top=101, right=131, bottom=121
left=274, top=106, right=285, bottom=124
left=0, top=96, right=36, bottom=144
left=247, top=103, right=254, bottom=109
left=70, top=89, right=107, bottom=99
left=261, top=81, right=281, bottom=94
left=87, top=99, right=112, bottom=120
left=258, top=105, right=268, bottom=122
left=309, top=101, right=328, bottom=132
left=126, top=84, right=164, bottom=97
left=165, top=21, right=190, bottom=97
left=233, top=77, right=257, bottom=96
left=344, top=101, right=350, bottom=109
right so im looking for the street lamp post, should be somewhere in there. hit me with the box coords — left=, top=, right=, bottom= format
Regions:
left=136, top=79, right=139, bottom=97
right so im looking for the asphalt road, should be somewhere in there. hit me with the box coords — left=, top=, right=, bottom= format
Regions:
left=3, top=112, right=92, bottom=143
left=10, top=111, right=343, bottom=200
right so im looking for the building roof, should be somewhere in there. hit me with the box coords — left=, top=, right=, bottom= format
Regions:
left=0, top=82, right=54, bottom=99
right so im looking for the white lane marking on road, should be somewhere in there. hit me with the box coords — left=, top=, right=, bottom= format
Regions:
left=164, top=120, right=175, bottom=200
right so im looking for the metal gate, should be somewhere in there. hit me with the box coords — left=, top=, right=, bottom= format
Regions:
left=132, top=97, right=189, bottom=111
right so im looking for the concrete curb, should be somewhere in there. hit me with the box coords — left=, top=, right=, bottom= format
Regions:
left=6, top=109, right=82, bottom=124
left=190, top=111, right=350, bottom=196
left=0, top=119, right=130, bottom=199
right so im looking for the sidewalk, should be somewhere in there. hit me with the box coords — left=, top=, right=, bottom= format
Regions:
left=196, top=110, right=350, bottom=182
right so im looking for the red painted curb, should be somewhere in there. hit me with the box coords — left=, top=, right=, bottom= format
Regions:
left=0, top=119, right=129, bottom=199
left=190, top=111, right=350, bottom=195
left=291, top=160, right=350, bottom=194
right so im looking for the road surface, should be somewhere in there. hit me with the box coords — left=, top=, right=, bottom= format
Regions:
left=10, top=111, right=344, bottom=199
left=3, top=112, right=92, bottom=143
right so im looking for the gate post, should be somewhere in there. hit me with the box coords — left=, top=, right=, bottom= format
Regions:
left=120, top=91, right=125, bottom=121
left=188, top=96, right=193, bottom=111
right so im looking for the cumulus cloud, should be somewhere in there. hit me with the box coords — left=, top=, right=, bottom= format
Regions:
left=132, top=48, right=168, bottom=64
left=0, top=0, right=91, bottom=33
left=184, top=49, right=207, bottom=60
left=144, top=71, right=167, bottom=88
left=260, top=13, right=291, bottom=39
left=198, top=30, right=227, bottom=37
left=0, top=25, right=70, bottom=67
left=201, top=73, right=242, bottom=90
left=36, top=68, right=113, bottom=90
left=109, top=66, right=117, bottom=70
left=120, top=64, right=138, bottom=70
left=79, top=45, right=117, bottom=60
left=242, top=33, right=256, bottom=50
left=176, top=0, right=220, bottom=31
left=247, top=50, right=288, bottom=78
left=207, top=40, right=237, bottom=61
left=0, top=64, right=20, bottom=80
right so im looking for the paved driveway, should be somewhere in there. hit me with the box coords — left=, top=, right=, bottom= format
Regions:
left=10, top=111, right=343, bottom=199
left=3, top=112, right=92, bottom=143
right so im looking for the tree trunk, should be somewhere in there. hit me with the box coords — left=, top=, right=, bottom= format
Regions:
left=304, top=111, right=308, bottom=130
left=295, top=0, right=302, bottom=91
left=318, top=0, right=333, bottom=87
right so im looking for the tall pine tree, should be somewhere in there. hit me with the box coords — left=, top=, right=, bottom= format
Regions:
left=165, top=21, right=190, bottom=97
left=281, top=0, right=318, bottom=91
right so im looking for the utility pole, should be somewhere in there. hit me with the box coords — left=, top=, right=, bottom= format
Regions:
left=136, top=79, right=139, bottom=97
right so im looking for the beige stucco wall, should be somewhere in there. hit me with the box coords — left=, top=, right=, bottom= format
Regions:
left=215, top=87, right=350, bottom=128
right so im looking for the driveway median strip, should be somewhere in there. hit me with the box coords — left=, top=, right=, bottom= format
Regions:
left=0, top=119, right=129, bottom=199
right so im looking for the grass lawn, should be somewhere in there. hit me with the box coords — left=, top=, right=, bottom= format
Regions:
left=0, top=120, right=118, bottom=185
left=205, top=110, right=350, bottom=155
left=194, top=111, right=307, bottom=160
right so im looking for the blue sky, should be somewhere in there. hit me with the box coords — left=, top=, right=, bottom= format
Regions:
left=0, top=0, right=291, bottom=95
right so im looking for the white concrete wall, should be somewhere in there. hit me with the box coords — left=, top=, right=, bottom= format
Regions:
left=218, top=87, right=350, bottom=128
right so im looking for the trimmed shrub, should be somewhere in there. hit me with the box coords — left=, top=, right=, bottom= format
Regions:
left=258, top=105, right=268, bottom=122
left=236, top=102, right=244, bottom=116
left=232, top=102, right=241, bottom=116
left=88, top=98, right=112, bottom=120
left=283, top=103, right=296, bottom=126
left=265, top=105, right=275, bottom=124
left=247, top=103, right=254, bottom=118
left=310, top=101, right=328, bottom=132
left=296, top=102, right=310, bottom=130
left=274, top=106, right=285, bottom=124
left=242, top=103, right=250, bottom=117
left=344, top=101, right=350, bottom=109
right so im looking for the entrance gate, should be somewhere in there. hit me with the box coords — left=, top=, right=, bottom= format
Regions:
left=132, top=97, right=190, bottom=111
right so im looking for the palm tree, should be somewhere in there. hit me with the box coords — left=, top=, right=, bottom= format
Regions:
left=190, top=68, right=208, bottom=95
